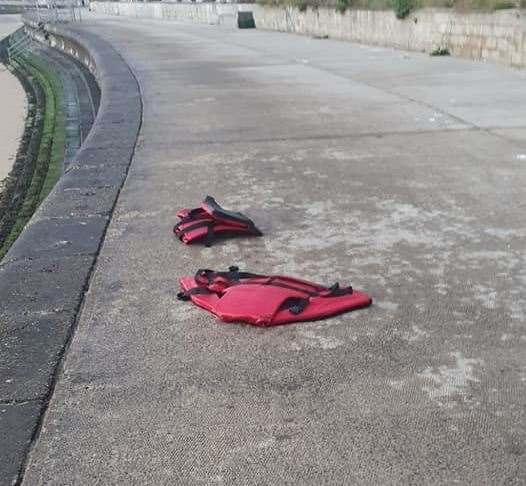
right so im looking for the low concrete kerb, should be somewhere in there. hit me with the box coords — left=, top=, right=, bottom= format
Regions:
left=0, top=20, right=141, bottom=485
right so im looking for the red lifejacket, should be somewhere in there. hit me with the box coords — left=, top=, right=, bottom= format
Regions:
left=178, top=266, right=372, bottom=326
left=174, top=196, right=262, bottom=246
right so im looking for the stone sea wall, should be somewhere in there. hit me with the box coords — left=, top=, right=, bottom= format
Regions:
left=91, top=1, right=526, bottom=68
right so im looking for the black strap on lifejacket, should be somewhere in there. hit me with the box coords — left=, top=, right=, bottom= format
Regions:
left=174, top=221, right=216, bottom=247
left=195, top=267, right=353, bottom=296
left=195, top=266, right=264, bottom=284
left=261, top=279, right=320, bottom=297
left=327, top=282, right=353, bottom=296
left=204, top=225, right=215, bottom=247
left=177, top=287, right=215, bottom=301
left=203, top=196, right=262, bottom=236
left=280, top=297, right=310, bottom=315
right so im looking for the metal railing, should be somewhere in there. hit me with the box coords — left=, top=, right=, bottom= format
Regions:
left=32, top=1, right=83, bottom=23
left=18, top=0, right=84, bottom=26
left=4, top=0, right=84, bottom=63
left=6, top=26, right=33, bottom=61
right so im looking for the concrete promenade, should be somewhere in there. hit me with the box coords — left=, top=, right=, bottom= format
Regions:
left=22, top=15, right=526, bottom=484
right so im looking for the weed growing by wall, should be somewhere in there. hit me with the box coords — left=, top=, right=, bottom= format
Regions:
left=257, top=0, right=523, bottom=17
left=393, top=0, right=414, bottom=17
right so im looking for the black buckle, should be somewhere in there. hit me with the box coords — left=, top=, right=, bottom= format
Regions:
left=328, top=282, right=353, bottom=296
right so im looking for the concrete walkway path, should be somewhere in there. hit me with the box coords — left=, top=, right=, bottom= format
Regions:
left=23, top=15, right=525, bottom=485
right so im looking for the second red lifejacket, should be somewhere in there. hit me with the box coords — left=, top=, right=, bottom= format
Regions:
left=178, top=266, right=372, bottom=326
left=174, top=196, right=262, bottom=246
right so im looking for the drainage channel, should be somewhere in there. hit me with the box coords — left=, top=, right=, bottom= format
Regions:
left=0, top=29, right=100, bottom=258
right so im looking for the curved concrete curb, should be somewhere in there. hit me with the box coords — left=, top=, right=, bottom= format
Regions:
left=0, top=22, right=141, bottom=485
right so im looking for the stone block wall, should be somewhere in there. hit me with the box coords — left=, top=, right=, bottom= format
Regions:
left=91, top=1, right=526, bottom=68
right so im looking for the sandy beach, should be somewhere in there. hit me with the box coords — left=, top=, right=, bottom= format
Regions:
left=0, top=15, right=26, bottom=183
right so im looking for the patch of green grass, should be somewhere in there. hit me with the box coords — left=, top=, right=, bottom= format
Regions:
left=336, top=0, right=350, bottom=13
left=296, top=0, right=310, bottom=11
left=448, top=0, right=520, bottom=9
left=257, top=0, right=522, bottom=13
left=393, top=0, right=414, bottom=17
left=492, top=0, right=516, bottom=8
left=0, top=54, right=65, bottom=259
left=430, top=46, right=451, bottom=55
left=34, top=61, right=65, bottom=203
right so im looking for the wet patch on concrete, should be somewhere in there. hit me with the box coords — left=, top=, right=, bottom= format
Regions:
left=418, top=351, right=484, bottom=403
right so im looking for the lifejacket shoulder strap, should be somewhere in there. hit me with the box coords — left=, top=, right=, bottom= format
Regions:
left=195, top=266, right=264, bottom=285
left=203, top=196, right=250, bottom=224
left=193, top=267, right=353, bottom=299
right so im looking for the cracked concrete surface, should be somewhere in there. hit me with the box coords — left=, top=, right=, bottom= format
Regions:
left=22, top=15, right=525, bottom=485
